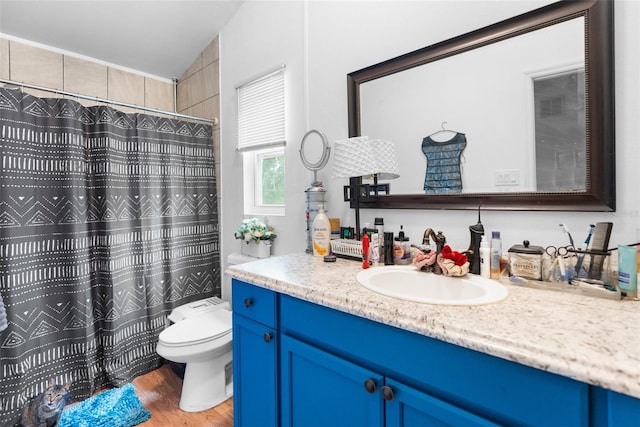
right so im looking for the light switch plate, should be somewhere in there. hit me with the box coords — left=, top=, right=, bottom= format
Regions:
left=495, top=169, right=520, bottom=186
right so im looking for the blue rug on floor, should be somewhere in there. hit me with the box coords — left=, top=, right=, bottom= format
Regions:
left=60, top=383, right=151, bottom=427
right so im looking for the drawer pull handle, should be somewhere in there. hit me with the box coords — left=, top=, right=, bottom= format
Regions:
left=364, top=379, right=377, bottom=394
left=263, top=332, right=273, bottom=343
left=381, top=385, right=394, bottom=401
left=244, top=298, right=253, bottom=308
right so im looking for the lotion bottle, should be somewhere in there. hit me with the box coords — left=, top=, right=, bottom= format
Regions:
left=312, top=205, right=331, bottom=257
left=479, top=238, right=490, bottom=278
left=618, top=245, right=637, bottom=297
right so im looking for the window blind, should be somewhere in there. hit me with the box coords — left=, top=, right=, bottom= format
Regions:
left=237, top=66, right=286, bottom=152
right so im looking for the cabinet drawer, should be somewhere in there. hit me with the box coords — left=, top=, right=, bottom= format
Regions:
left=232, top=279, right=277, bottom=327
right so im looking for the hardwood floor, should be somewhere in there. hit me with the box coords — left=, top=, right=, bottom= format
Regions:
left=132, top=364, right=233, bottom=427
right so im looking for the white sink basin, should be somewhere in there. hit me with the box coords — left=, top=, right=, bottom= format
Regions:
left=356, top=265, right=508, bottom=305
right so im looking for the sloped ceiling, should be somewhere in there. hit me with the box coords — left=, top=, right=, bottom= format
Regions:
left=0, top=0, right=244, bottom=79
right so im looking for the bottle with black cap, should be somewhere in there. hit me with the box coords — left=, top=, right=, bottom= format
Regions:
left=393, top=225, right=411, bottom=265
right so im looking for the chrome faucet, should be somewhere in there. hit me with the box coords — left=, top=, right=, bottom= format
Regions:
left=422, top=228, right=446, bottom=274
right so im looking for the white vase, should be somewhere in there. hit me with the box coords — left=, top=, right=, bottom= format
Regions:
left=241, top=240, right=272, bottom=258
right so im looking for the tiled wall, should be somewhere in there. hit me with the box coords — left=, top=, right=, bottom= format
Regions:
left=1, top=35, right=221, bottom=196
left=0, top=37, right=174, bottom=112
left=176, top=36, right=221, bottom=197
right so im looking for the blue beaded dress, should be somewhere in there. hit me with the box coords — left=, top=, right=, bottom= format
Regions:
left=421, top=132, right=467, bottom=194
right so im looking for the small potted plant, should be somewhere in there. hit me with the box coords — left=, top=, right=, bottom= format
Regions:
left=234, top=218, right=277, bottom=258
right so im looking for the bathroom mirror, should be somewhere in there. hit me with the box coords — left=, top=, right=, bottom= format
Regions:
left=348, top=0, right=614, bottom=211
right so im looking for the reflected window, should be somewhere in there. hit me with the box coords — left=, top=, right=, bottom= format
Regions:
left=534, top=70, right=586, bottom=191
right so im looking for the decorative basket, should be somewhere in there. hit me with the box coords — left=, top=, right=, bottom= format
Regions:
left=241, top=240, right=272, bottom=259
left=330, top=239, right=362, bottom=260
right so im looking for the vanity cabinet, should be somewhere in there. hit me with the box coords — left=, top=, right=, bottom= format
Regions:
left=281, top=334, right=497, bottom=426
left=232, top=279, right=640, bottom=426
left=279, top=294, right=589, bottom=426
left=231, top=280, right=278, bottom=427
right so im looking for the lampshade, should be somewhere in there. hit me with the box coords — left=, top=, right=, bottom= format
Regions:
left=332, top=136, right=400, bottom=180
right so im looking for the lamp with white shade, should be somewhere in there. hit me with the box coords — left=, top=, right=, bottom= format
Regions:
left=332, top=136, right=400, bottom=240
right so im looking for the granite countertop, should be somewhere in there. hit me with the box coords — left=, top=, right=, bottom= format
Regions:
left=225, top=252, right=640, bottom=399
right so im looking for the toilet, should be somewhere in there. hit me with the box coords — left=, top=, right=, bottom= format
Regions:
left=156, top=296, right=233, bottom=412
left=223, top=252, right=260, bottom=302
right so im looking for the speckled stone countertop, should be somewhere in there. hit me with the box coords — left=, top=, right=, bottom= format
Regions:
left=226, top=252, right=640, bottom=399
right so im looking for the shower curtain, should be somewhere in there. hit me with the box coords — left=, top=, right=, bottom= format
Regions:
left=0, top=87, right=220, bottom=425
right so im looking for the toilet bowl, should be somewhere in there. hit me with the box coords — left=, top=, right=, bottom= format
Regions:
left=156, top=296, right=233, bottom=412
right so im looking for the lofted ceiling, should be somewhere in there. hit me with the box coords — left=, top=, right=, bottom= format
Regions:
left=0, top=0, right=245, bottom=80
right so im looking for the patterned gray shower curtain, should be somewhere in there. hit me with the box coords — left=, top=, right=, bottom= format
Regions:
left=0, top=87, right=220, bottom=426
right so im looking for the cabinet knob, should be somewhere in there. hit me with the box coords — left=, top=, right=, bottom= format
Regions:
left=364, top=379, right=377, bottom=394
left=263, top=332, right=273, bottom=343
left=244, top=298, right=253, bottom=308
left=381, top=385, right=394, bottom=401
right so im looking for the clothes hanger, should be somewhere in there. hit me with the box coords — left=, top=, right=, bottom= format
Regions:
left=428, top=122, right=458, bottom=141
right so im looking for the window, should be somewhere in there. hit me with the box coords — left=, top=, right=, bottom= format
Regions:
left=237, top=66, right=286, bottom=215
left=243, top=147, right=285, bottom=215
left=533, top=69, right=585, bottom=192
left=258, top=149, right=285, bottom=205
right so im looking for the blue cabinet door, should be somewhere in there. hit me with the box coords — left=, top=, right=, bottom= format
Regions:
left=232, top=314, right=277, bottom=427
left=281, top=334, right=384, bottom=427
left=385, top=378, right=499, bottom=427
left=591, top=387, right=640, bottom=427
left=606, top=391, right=640, bottom=427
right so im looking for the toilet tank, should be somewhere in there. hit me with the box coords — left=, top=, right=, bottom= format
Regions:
left=224, top=252, right=261, bottom=303
left=168, top=296, right=230, bottom=323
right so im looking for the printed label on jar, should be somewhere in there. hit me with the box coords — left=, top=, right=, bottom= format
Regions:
left=509, top=253, right=542, bottom=280
left=393, top=244, right=404, bottom=259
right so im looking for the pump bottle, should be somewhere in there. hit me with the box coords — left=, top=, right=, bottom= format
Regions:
left=393, top=225, right=412, bottom=265
left=312, top=205, right=331, bottom=257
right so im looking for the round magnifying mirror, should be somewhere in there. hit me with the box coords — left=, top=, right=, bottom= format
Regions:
left=300, top=129, right=330, bottom=173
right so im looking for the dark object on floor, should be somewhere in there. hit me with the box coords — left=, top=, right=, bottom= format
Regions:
left=169, top=361, right=186, bottom=380
left=20, top=379, right=72, bottom=427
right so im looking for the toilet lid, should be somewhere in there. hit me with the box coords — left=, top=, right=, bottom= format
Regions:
left=159, top=309, right=231, bottom=347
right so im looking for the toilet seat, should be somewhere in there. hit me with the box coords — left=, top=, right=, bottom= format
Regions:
left=159, top=310, right=231, bottom=347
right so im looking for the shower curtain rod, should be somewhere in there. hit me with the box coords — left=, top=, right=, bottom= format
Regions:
left=0, top=78, right=217, bottom=126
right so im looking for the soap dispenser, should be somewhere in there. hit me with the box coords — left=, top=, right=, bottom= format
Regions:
left=393, top=225, right=412, bottom=265
left=466, top=205, right=485, bottom=275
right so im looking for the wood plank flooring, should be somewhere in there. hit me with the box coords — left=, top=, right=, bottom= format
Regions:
left=132, top=364, right=233, bottom=427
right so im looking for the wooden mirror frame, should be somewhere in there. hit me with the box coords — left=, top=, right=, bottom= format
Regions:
left=347, top=0, right=614, bottom=211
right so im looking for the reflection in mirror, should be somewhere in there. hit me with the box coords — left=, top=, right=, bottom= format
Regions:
left=534, top=69, right=586, bottom=191
left=348, top=0, right=615, bottom=211
left=360, top=17, right=585, bottom=195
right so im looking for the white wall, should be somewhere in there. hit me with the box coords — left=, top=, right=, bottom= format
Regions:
left=220, top=0, right=640, bottom=292
left=219, top=1, right=307, bottom=299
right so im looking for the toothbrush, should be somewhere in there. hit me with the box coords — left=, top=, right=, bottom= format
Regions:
left=583, top=224, right=595, bottom=248
left=559, top=223, right=576, bottom=248
left=574, top=224, right=595, bottom=277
